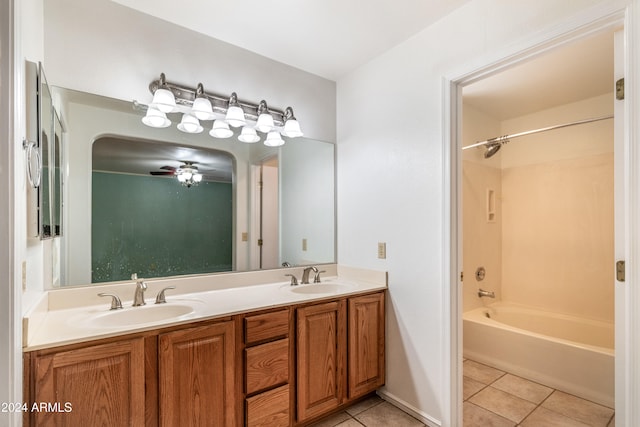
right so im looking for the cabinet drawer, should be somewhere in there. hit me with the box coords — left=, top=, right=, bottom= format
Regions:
left=245, top=338, right=289, bottom=394
left=246, top=384, right=289, bottom=427
left=244, top=309, right=289, bottom=345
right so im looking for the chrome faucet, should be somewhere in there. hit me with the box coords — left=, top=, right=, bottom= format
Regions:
left=301, top=266, right=318, bottom=284
left=478, top=288, right=495, bottom=298
left=132, top=273, right=147, bottom=306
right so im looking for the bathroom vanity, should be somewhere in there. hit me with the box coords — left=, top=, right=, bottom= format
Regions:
left=22, top=267, right=385, bottom=426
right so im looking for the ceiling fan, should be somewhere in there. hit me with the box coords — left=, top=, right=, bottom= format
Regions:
left=149, top=161, right=202, bottom=187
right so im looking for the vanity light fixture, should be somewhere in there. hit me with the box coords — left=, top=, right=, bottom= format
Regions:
left=142, top=106, right=171, bottom=128
left=139, top=73, right=304, bottom=145
left=177, top=113, right=203, bottom=134
left=150, top=73, right=176, bottom=113
left=255, top=100, right=275, bottom=133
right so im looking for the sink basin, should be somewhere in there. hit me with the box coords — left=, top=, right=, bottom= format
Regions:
left=290, top=283, right=354, bottom=294
left=88, top=303, right=195, bottom=328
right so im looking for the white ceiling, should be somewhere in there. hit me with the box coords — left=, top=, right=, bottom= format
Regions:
left=111, top=0, right=471, bottom=80
left=110, top=0, right=614, bottom=120
left=463, top=29, right=615, bottom=121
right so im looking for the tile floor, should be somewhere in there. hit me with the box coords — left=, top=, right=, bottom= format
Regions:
left=463, top=359, right=615, bottom=427
left=309, top=395, right=425, bottom=427
left=310, top=359, right=616, bottom=427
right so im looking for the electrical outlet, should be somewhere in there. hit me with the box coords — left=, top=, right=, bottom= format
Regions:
left=302, top=238, right=307, bottom=251
left=377, top=242, right=386, bottom=259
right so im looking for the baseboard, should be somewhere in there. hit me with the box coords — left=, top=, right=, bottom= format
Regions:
left=376, top=389, right=441, bottom=427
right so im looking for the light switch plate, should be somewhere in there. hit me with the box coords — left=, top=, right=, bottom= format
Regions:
left=377, top=242, right=386, bottom=259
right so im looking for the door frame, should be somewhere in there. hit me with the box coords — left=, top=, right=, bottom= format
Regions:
left=442, top=3, right=640, bottom=426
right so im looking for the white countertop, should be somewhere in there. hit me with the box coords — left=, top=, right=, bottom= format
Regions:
left=23, top=265, right=387, bottom=351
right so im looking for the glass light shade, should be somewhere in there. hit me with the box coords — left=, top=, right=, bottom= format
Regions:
left=264, top=131, right=285, bottom=147
left=193, top=173, right=203, bottom=183
left=142, top=107, right=171, bottom=128
left=225, top=105, right=246, bottom=127
left=256, top=112, right=274, bottom=133
left=191, top=97, right=215, bottom=121
left=283, top=118, right=303, bottom=138
left=238, top=126, right=260, bottom=143
left=177, top=114, right=203, bottom=134
left=177, top=174, right=187, bottom=182
left=181, top=171, right=193, bottom=180
left=151, top=88, right=176, bottom=113
left=209, top=120, right=233, bottom=138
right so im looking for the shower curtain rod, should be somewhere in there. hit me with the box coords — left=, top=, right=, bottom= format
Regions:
left=461, top=114, right=614, bottom=151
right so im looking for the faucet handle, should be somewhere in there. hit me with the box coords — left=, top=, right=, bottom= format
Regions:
left=98, top=293, right=123, bottom=310
left=313, top=270, right=326, bottom=283
left=155, top=286, right=176, bottom=304
left=285, top=274, right=298, bottom=286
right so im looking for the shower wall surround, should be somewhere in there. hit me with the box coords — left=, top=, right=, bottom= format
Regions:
left=463, top=93, right=614, bottom=322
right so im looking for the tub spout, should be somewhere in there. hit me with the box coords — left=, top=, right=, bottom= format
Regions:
left=478, top=288, right=495, bottom=298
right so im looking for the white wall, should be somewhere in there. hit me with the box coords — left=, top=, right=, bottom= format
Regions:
left=336, top=0, right=621, bottom=424
left=43, top=0, right=335, bottom=144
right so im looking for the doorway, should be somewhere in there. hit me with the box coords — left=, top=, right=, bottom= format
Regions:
left=445, top=9, right=634, bottom=427
left=460, top=29, right=617, bottom=425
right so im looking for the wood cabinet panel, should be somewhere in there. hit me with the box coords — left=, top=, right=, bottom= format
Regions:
left=245, top=338, right=289, bottom=395
left=246, top=384, right=290, bottom=427
left=159, top=322, right=236, bottom=427
left=244, top=309, right=289, bottom=345
left=296, top=300, right=347, bottom=422
left=348, top=292, right=385, bottom=398
left=32, top=338, right=145, bottom=426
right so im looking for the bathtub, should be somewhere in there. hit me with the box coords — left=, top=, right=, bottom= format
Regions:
left=463, top=302, right=614, bottom=407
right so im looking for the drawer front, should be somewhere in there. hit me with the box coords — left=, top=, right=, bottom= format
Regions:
left=246, top=384, right=289, bottom=427
left=244, top=309, right=289, bottom=345
left=245, top=338, right=289, bottom=395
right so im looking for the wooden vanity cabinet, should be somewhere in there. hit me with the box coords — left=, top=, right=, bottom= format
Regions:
left=24, top=290, right=385, bottom=427
left=243, top=308, right=292, bottom=427
left=158, top=320, right=237, bottom=427
left=348, top=292, right=385, bottom=399
left=27, top=337, right=146, bottom=426
left=296, top=299, right=348, bottom=422
left=295, top=291, right=385, bottom=424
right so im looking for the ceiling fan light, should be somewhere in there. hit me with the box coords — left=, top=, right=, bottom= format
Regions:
left=177, top=114, right=203, bottom=134
left=238, top=126, right=260, bottom=143
left=264, top=131, right=285, bottom=147
left=193, top=173, right=203, bottom=183
left=210, top=119, right=233, bottom=138
left=177, top=174, right=187, bottom=182
left=142, top=107, right=171, bottom=128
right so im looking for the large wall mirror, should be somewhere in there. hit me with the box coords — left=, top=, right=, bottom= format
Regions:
left=54, top=87, right=335, bottom=287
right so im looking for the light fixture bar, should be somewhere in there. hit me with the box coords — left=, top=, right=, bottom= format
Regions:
left=148, top=76, right=287, bottom=126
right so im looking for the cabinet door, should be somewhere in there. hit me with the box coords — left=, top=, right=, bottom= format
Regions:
left=296, top=300, right=346, bottom=422
left=33, top=338, right=145, bottom=426
left=159, top=321, right=236, bottom=427
left=348, top=292, right=385, bottom=398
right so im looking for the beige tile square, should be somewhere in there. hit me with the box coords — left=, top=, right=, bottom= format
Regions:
left=309, top=411, right=353, bottom=427
left=463, top=402, right=516, bottom=427
left=345, top=395, right=383, bottom=416
left=608, top=414, right=615, bottom=427
left=521, top=407, right=592, bottom=427
left=354, top=401, right=425, bottom=427
left=542, top=391, right=614, bottom=427
left=463, top=376, right=487, bottom=400
left=468, top=386, right=536, bottom=423
left=463, top=360, right=505, bottom=384
left=491, top=374, right=553, bottom=404
left=335, top=419, right=364, bottom=427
